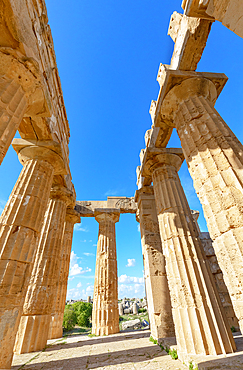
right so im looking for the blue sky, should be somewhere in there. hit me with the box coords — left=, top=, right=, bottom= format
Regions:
left=0, top=1, right=242, bottom=300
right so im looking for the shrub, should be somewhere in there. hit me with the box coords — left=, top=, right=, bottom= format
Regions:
left=63, top=307, right=77, bottom=331
left=138, top=308, right=147, bottom=313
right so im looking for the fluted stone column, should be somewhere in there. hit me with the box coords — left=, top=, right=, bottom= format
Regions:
left=191, top=210, right=239, bottom=329
left=142, top=148, right=235, bottom=359
left=159, top=69, right=243, bottom=333
left=48, top=208, right=81, bottom=339
left=0, top=52, right=43, bottom=165
left=135, top=186, right=175, bottom=340
left=92, top=209, right=120, bottom=336
left=14, top=185, right=72, bottom=354
left=0, top=139, right=64, bottom=369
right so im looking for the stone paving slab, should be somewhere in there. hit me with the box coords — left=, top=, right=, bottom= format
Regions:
left=11, top=330, right=243, bottom=370
left=11, top=330, right=187, bottom=370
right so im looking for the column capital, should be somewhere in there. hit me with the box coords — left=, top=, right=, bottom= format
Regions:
left=50, top=186, right=75, bottom=208
left=65, top=208, right=81, bottom=224
left=0, top=50, right=42, bottom=95
left=151, top=64, right=227, bottom=130
left=12, top=139, right=66, bottom=175
left=135, top=186, right=154, bottom=203
left=0, top=49, right=50, bottom=117
left=94, top=208, right=120, bottom=224
left=140, top=148, right=184, bottom=185
left=135, top=209, right=140, bottom=223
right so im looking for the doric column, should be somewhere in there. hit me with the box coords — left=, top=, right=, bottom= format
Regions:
left=0, top=52, right=44, bottom=165
left=135, top=186, right=175, bottom=340
left=14, top=185, right=73, bottom=354
left=48, top=208, right=80, bottom=339
left=92, top=209, right=120, bottom=336
left=141, top=147, right=235, bottom=359
left=191, top=211, right=239, bottom=329
left=0, top=139, right=64, bottom=369
left=157, top=67, right=243, bottom=333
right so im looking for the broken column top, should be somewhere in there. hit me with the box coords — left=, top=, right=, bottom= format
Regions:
left=75, top=196, right=137, bottom=217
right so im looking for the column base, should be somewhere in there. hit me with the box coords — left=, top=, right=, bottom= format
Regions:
left=48, top=313, right=64, bottom=339
left=14, top=314, right=51, bottom=354
left=150, top=310, right=175, bottom=340
left=92, top=324, right=120, bottom=336
left=0, top=307, right=22, bottom=369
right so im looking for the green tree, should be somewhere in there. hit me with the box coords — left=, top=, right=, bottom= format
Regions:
left=72, top=302, right=92, bottom=327
left=63, top=306, right=77, bottom=331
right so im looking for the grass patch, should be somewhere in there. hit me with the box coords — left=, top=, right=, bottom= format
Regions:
left=149, top=336, right=178, bottom=360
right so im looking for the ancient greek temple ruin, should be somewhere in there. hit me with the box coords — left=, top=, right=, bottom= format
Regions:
left=0, top=0, right=243, bottom=369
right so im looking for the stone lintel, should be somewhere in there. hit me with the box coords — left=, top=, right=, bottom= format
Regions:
left=151, top=65, right=227, bottom=131
left=182, top=0, right=213, bottom=18
left=94, top=208, right=120, bottom=216
left=139, top=147, right=184, bottom=185
left=75, top=197, right=137, bottom=217
left=75, top=201, right=107, bottom=217
left=183, top=0, right=243, bottom=39
left=182, top=0, right=214, bottom=19
left=168, top=11, right=213, bottom=71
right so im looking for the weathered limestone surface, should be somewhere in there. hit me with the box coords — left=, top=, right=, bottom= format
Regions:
left=48, top=208, right=80, bottom=340
left=140, top=148, right=235, bottom=359
left=152, top=67, right=243, bottom=333
left=0, top=140, right=63, bottom=369
left=14, top=185, right=72, bottom=354
left=191, top=210, right=239, bottom=329
left=168, top=11, right=212, bottom=71
left=76, top=196, right=137, bottom=217
left=135, top=186, right=175, bottom=340
left=92, top=209, right=120, bottom=336
left=182, top=0, right=243, bottom=38
left=0, top=76, right=26, bottom=165
left=0, top=2, right=75, bottom=368
left=0, top=0, right=73, bottom=192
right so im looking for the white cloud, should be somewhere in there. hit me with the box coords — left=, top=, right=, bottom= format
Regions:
left=92, top=244, right=97, bottom=247
left=67, top=288, right=85, bottom=300
left=126, top=258, right=136, bottom=267
left=83, top=252, right=95, bottom=256
left=77, top=282, right=82, bottom=288
left=0, top=199, right=6, bottom=214
left=70, top=265, right=91, bottom=276
left=118, top=274, right=144, bottom=284
left=86, top=285, right=94, bottom=293
left=104, top=189, right=119, bottom=196
left=137, top=224, right=140, bottom=232
left=69, top=251, right=91, bottom=276
left=67, top=285, right=94, bottom=300
left=74, top=224, right=89, bottom=232
left=118, top=283, right=145, bottom=299
left=70, top=251, right=77, bottom=266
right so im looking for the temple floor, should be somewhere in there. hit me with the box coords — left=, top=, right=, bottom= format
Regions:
left=11, top=329, right=243, bottom=369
